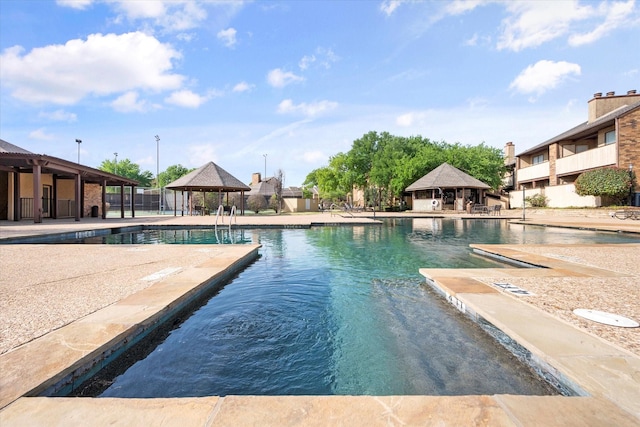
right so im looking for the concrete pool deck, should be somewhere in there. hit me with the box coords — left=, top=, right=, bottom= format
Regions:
left=1, top=211, right=639, bottom=426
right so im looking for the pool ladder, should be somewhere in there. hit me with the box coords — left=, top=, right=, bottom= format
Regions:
left=214, top=205, right=237, bottom=235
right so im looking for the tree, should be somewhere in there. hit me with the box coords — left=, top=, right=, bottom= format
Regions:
left=272, top=169, right=284, bottom=213
left=99, top=158, right=154, bottom=187
left=158, top=164, right=194, bottom=188
left=247, top=194, right=267, bottom=213
left=304, top=131, right=506, bottom=205
left=575, top=167, right=633, bottom=205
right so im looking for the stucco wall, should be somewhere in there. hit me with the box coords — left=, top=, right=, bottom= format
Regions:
left=412, top=199, right=442, bottom=212
left=509, top=185, right=599, bottom=208
left=283, top=198, right=318, bottom=213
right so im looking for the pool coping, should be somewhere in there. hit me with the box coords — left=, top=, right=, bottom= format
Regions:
left=420, top=244, right=640, bottom=422
left=1, top=218, right=639, bottom=425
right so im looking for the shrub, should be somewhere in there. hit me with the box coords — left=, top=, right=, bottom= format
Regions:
left=575, top=167, right=633, bottom=205
left=247, top=194, right=267, bottom=213
left=525, top=194, right=547, bottom=207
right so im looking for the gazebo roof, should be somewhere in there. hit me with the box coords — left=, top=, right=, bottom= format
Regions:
left=406, top=162, right=490, bottom=191
left=166, top=161, right=250, bottom=192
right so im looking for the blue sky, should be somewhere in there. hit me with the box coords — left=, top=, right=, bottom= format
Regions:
left=1, top=0, right=639, bottom=186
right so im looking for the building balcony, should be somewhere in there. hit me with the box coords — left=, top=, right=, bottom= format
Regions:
left=517, top=162, right=549, bottom=182
left=556, top=143, right=617, bottom=176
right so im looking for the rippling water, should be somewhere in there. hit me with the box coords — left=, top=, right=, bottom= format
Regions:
left=95, top=219, right=638, bottom=397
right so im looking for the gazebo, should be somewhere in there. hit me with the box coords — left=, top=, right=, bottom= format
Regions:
left=166, top=162, right=250, bottom=216
left=405, top=163, right=490, bottom=212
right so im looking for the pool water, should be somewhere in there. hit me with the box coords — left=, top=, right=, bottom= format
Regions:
left=91, top=219, right=637, bottom=397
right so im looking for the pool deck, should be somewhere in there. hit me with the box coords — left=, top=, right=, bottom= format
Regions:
left=1, top=210, right=639, bottom=426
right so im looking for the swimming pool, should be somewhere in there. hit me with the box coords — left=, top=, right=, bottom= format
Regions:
left=78, top=219, right=638, bottom=397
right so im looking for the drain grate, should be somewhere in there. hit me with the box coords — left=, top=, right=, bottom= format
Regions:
left=493, top=282, right=534, bottom=296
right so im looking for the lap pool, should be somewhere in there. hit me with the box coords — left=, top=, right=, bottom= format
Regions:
left=75, top=219, right=638, bottom=397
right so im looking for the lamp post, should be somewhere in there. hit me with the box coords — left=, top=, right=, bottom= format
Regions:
left=155, top=135, right=160, bottom=214
left=263, top=154, right=267, bottom=180
left=114, top=152, right=118, bottom=175
left=75, top=139, right=82, bottom=163
left=629, top=163, right=634, bottom=206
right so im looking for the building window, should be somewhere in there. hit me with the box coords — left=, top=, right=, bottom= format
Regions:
left=605, top=130, right=616, bottom=145
left=532, top=154, right=544, bottom=165
left=576, top=144, right=588, bottom=153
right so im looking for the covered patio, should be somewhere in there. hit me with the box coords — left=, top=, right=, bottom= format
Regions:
left=166, top=162, right=250, bottom=216
left=0, top=139, right=138, bottom=223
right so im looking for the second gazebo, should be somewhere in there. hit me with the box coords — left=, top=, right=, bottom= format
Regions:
left=166, top=162, right=250, bottom=216
left=405, top=162, right=490, bottom=211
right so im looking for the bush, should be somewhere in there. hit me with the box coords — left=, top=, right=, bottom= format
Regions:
left=247, top=194, right=267, bottom=213
left=525, top=194, right=547, bottom=207
left=575, top=167, right=633, bottom=205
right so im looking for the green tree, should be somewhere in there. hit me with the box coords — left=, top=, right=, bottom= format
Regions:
left=99, top=158, right=154, bottom=187
left=575, top=167, right=633, bottom=205
left=158, top=164, right=194, bottom=187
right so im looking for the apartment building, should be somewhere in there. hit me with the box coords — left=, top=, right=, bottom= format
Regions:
left=510, top=90, right=640, bottom=208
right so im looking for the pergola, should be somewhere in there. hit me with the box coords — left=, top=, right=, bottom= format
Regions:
left=0, top=139, right=138, bottom=223
left=166, top=162, right=250, bottom=216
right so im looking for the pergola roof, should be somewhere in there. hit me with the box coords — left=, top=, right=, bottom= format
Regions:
left=406, top=162, right=490, bottom=191
left=166, top=161, right=250, bottom=192
left=0, top=139, right=138, bottom=186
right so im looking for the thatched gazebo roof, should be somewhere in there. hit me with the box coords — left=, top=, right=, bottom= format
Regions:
left=406, top=162, right=490, bottom=191
left=166, top=162, right=250, bottom=192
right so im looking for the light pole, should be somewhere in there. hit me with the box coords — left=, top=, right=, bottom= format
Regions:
left=155, top=135, right=160, bottom=214
left=629, top=163, right=634, bottom=206
left=263, top=154, right=267, bottom=180
left=75, top=139, right=82, bottom=163
left=114, top=152, right=118, bottom=175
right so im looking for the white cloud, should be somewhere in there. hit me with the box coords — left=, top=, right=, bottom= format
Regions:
left=217, top=28, right=237, bottom=48
left=233, top=81, right=254, bottom=93
left=56, top=0, right=93, bottom=10
left=111, top=91, right=149, bottom=113
left=443, top=0, right=485, bottom=16
left=380, top=0, right=404, bottom=16
left=165, top=89, right=210, bottom=108
left=112, top=0, right=207, bottom=32
left=28, top=128, right=55, bottom=140
left=267, top=68, right=304, bottom=88
left=0, top=32, right=184, bottom=105
left=569, top=0, right=636, bottom=46
left=299, top=54, right=316, bottom=71
left=277, top=99, right=338, bottom=117
left=497, top=1, right=594, bottom=51
left=510, top=60, right=581, bottom=98
left=299, top=47, right=338, bottom=70
left=38, top=109, right=77, bottom=122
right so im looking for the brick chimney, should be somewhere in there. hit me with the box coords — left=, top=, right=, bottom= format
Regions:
left=588, top=89, right=640, bottom=123
left=504, top=142, right=515, bottom=166
left=251, top=173, right=262, bottom=185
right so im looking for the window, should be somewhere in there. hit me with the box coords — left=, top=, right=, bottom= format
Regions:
left=576, top=144, right=588, bottom=153
left=605, top=130, right=616, bottom=145
left=532, top=154, right=544, bottom=165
